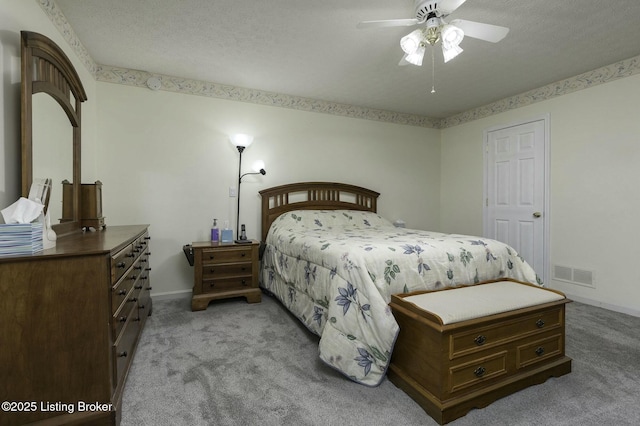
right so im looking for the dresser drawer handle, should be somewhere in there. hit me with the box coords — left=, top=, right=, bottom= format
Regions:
left=127, top=297, right=138, bottom=303
left=536, top=319, right=545, bottom=328
left=241, top=253, right=246, bottom=257
left=118, top=351, right=128, bottom=358
left=118, top=316, right=127, bottom=323
left=126, top=253, right=135, bottom=258
left=117, top=289, right=127, bottom=296
left=535, top=347, right=545, bottom=356
left=241, top=279, right=247, bottom=286
left=135, top=285, right=143, bottom=290
left=144, top=236, right=151, bottom=240
left=474, top=367, right=486, bottom=377
left=117, top=262, right=126, bottom=269
left=146, top=286, right=153, bottom=291
left=209, top=255, right=215, bottom=260
left=138, top=304, right=145, bottom=310
left=209, top=269, right=216, bottom=274
left=474, top=335, right=486, bottom=346
left=134, top=266, right=142, bottom=270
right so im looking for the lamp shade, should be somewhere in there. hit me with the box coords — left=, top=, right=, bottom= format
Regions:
left=405, top=45, right=426, bottom=66
left=230, top=133, right=254, bottom=148
left=441, top=24, right=464, bottom=47
left=400, top=29, right=423, bottom=55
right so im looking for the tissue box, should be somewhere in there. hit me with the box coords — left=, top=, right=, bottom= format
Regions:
left=0, top=223, right=44, bottom=256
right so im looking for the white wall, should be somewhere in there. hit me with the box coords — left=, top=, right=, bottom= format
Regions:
left=440, top=74, right=640, bottom=316
left=96, top=82, right=441, bottom=296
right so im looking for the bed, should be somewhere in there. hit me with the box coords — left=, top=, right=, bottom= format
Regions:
left=259, top=182, right=540, bottom=386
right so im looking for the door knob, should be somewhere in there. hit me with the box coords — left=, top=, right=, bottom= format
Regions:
left=533, top=212, right=542, bottom=218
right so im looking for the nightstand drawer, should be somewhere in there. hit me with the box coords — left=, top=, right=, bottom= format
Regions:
left=202, top=263, right=252, bottom=279
left=202, top=276, right=254, bottom=293
left=201, top=246, right=252, bottom=264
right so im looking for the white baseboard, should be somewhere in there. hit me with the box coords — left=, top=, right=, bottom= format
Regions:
left=151, top=289, right=192, bottom=301
left=563, top=292, right=640, bottom=318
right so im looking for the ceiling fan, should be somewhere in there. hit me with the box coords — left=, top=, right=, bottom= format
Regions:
left=357, top=0, right=509, bottom=67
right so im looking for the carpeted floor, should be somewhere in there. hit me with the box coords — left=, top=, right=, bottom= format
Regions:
left=121, top=293, right=640, bottom=426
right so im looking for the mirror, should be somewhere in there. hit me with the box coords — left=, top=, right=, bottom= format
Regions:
left=21, top=31, right=87, bottom=236
left=32, top=93, right=73, bottom=226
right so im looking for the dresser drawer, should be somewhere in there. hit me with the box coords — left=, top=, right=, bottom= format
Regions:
left=201, top=246, right=253, bottom=264
left=111, top=269, right=137, bottom=314
left=449, top=351, right=508, bottom=393
left=202, top=263, right=252, bottom=280
left=113, top=313, right=140, bottom=387
left=449, top=307, right=563, bottom=359
left=112, top=244, right=136, bottom=283
left=517, top=333, right=563, bottom=369
left=112, top=300, right=137, bottom=342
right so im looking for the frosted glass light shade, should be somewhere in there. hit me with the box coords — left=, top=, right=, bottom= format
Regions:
left=442, top=44, right=463, bottom=62
left=400, top=29, right=423, bottom=54
left=230, top=133, right=254, bottom=148
left=405, top=45, right=426, bottom=66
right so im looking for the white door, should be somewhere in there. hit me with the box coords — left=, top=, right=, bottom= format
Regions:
left=484, top=117, right=548, bottom=283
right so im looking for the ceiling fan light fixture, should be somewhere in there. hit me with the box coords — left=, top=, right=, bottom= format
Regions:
left=405, top=45, right=426, bottom=66
left=442, top=43, right=463, bottom=62
left=400, top=29, right=424, bottom=54
left=441, top=24, right=464, bottom=47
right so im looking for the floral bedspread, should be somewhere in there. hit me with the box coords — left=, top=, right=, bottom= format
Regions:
left=260, top=210, right=540, bottom=386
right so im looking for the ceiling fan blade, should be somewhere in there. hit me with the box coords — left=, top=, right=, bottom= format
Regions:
left=357, top=18, right=419, bottom=29
left=449, top=19, right=509, bottom=42
left=438, top=0, right=468, bottom=16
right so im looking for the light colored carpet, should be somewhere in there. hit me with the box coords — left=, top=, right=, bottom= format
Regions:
left=121, top=293, right=640, bottom=425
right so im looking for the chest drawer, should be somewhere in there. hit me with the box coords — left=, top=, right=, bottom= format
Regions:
left=449, top=307, right=563, bottom=359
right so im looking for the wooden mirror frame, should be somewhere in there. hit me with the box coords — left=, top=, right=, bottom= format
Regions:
left=21, top=31, right=87, bottom=236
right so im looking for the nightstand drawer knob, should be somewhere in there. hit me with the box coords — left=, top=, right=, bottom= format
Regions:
left=474, top=367, right=486, bottom=377
left=535, top=346, right=545, bottom=356
left=474, top=335, right=486, bottom=346
left=536, top=319, right=545, bottom=328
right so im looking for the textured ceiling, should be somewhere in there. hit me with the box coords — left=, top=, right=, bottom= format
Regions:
left=54, top=0, right=640, bottom=119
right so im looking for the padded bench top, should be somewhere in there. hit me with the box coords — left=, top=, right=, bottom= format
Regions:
left=402, top=281, right=565, bottom=325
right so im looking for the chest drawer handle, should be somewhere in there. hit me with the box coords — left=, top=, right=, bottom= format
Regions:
left=241, top=253, right=246, bottom=257
left=209, top=255, right=215, bottom=260
left=118, top=316, right=127, bottom=323
left=118, top=351, right=128, bottom=358
left=117, top=289, right=127, bottom=296
left=535, top=346, right=545, bottom=356
left=209, top=268, right=216, bottom=274
left=474, top=367, right=486, bottom=377
left=474, top=335, right=486, bottom=346
left=117, top=262, right=126, bottom=269
left=241, top=279, right=247, bottom=286
left=536, top=319, right=545, bottom=328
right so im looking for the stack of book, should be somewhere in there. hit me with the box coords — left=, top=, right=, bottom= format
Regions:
left=0, top=223, right=44, bottom=256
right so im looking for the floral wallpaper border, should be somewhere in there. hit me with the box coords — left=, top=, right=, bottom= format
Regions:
left=38, top=0, right=640, bottom=130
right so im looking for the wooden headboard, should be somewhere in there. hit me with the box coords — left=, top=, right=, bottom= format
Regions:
left=259, top=182, right=380, bottom=241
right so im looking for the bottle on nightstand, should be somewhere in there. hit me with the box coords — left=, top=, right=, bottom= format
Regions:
left=211, top=219, right=219, bottom=242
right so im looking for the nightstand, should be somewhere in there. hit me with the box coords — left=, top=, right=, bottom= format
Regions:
left=190, top=240, right=261, bottom=311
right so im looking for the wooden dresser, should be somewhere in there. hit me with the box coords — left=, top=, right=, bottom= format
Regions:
left=191, top=240, right=261, bottom=311
left=0, top=225, right=151, bottom=426
left=388, top=280, right=572, bottom=424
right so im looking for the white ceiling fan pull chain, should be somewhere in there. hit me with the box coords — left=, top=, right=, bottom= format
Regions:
left=431, top=44, right=436, bottom=93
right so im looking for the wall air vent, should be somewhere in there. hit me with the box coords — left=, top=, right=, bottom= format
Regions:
left=553, top=265, right=595, bottom=288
